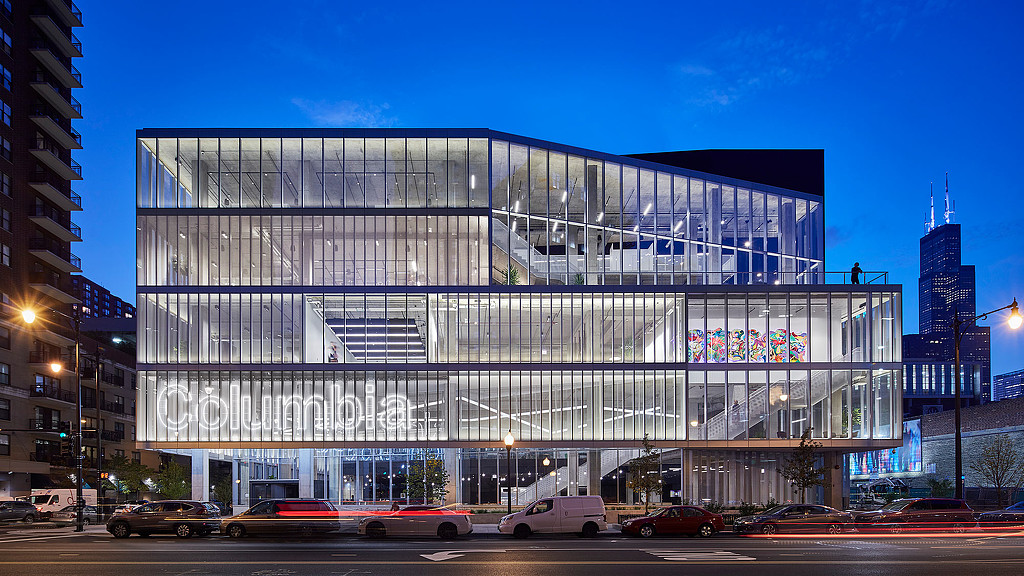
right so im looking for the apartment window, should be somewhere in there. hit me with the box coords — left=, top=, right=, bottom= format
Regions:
left=0, top=433, right=8, bottom=456
left=0, top=362, right=8, bottom=385
left=0, top=99, right=8, bottom=126
left=0, top=397, right=9, bottom=420
left=114, top=449, right=125, bottom=458
left=0, top=29, right=10, bottom=55
left=131, top=450, right=140, bottom=463
left=0, top=243, right=9, bottom=266
left=0, top=137, right=9, bottom=161
left=34, top=374, right=59, bottom=391
left=0, top=64, right=9, bottom=91
left=1, top=208, right=9, bottom=231
left=0, top=172, right=9, bottom=196
left=0, top=326, right=8, bottom=349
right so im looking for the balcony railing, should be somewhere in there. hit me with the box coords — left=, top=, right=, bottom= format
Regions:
left=31, top=72, right=82, bottom=115
left=71, top=32, right=81, bottom=53
left=29, top=170, right=83, bottom=208
left=29, top=268, right=63, bottom=289
left=28, top=237, right=81, bottom=268
left=33, top=109, right=83, bottom=145
left=32, top=137, right=83, bottom=177
left=101, top=372, right=122, bottom=386
left=29, top=41, right=82, bottom=82
left=82, top=429, right=124, bottom=442
left=30, top=384, right=76, bottom=403
left=101, top=402, right=125, bottom=415
left=29, top=204, right=81, bottom=237
left=29, top=350, right=61, bottom=364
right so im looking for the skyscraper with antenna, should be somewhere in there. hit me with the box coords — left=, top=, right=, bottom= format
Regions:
left=904, top=175, right=991, bottom=416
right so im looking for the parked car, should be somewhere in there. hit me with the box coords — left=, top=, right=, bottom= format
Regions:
left=113, top=500, right=149, bottom=515
left=853, top=498, right=975, bottom=533
left=204, top=501, right=232, bottom=517
left=498, top=496, right=607, bottom=538
left=221, top=499, right=340, bottom=538
left=51, top=504, right=100, bottom=526
left=620, top=505, right=725, bottom=538
left=106, top=500, right=221, bottom=538
left=978, top=501, right=1024, bottom=530
left=733, top=504, right=854, bottom=535
left=0, top=500, right=40, bottom=523
left=358, top=506, right=472, bottom=540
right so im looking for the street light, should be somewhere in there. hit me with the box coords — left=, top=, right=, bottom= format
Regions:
left=954, top=298, right=1021, bottom=500
left=504, top=430, right=515, bottom=515
left=20, top=306, right=84, bottom=532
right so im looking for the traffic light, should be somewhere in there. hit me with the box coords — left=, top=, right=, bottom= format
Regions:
left=59, top=422, right=73, bottom=461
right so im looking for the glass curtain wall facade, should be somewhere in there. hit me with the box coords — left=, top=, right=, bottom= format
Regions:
left=136, top=129, right=901, bottom=505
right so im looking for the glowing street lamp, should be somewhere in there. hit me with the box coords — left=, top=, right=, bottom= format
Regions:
left=19, top=306, right=84, bottom=532
left=954, top=297, right=1022, bottom=499
left=504, top=430, right=515, bottom=515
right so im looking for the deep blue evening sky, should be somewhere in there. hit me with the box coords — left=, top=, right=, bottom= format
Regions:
left=73, top=0, right=1023, bottom=374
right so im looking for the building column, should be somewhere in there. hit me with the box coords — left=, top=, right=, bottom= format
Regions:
left=191, top=449, right=209, bottom=501
left=588, top=450, right=602, bottom=498
left=298, top=449, right=314, bottom=498
left=822, top=451, right=845, bottom=509
left=443, top=448, right=458, bottom=505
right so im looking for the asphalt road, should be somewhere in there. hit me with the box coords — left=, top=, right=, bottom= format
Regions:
left=2, top=526, right=1024, bottom=576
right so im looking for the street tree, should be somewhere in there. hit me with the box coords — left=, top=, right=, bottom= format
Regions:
left=968, top=435, right=1024, bottom=508
left=106, top=455, right=155, bottom=501
left=407, top=453, right=449, bottom=504
left=626, top=434, right=662, bottom=514
left=778, top=428, right=829, bottom=502
left=154, top=461, right=191, bottom=500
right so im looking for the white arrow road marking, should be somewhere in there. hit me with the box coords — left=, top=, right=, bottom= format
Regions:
left=420, top=550, right=507, bottom=562
left=647, top=550, right=756, bottom=561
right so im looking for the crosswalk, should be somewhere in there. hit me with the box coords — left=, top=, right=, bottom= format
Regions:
left=646, top=549, right=756, bottom=561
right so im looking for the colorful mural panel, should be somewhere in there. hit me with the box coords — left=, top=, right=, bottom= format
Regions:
left=749, top=329, right=767, bottom=362
left=687, top=329, right=705, bottom=363
left=709, top=328, right=728, bottom=363
left=728, top=329, right=746, bottom=362
left=687, top=328, right=807, bottom=363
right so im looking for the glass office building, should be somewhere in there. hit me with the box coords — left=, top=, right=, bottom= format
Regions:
left=136, top=129, right=902, bottom=507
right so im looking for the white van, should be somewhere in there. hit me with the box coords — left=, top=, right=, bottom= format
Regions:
left=498, top=495, right=607, bottom=538
left=20, top=489, right=97, bottom=516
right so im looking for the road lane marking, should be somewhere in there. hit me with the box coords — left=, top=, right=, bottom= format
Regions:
left=421, top=549, right=507, bottom=561
left=646, top=550, right=756, bottom=561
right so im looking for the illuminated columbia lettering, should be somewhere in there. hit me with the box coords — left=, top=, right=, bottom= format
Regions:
left=156, top=381, right=415, bottom=439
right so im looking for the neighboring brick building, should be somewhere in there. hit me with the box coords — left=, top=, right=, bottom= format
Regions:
left=919, top=397, right=1024, bottom=501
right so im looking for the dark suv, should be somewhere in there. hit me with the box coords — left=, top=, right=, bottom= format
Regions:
left=0, top=500, right=40, bottom=523
left=107, top=500, right=221, bottom=538
left=854, top=498, right=975, bottom=533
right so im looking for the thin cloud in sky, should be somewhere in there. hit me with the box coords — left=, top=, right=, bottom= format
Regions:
left=674, top=0, right=949, bottom=108
left=292, top=98, right=397, bottom=127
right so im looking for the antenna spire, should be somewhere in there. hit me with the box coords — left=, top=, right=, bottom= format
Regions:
left=926, top=182, right=935, bottom=232
left=944, top=172, right=955, bottom=224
